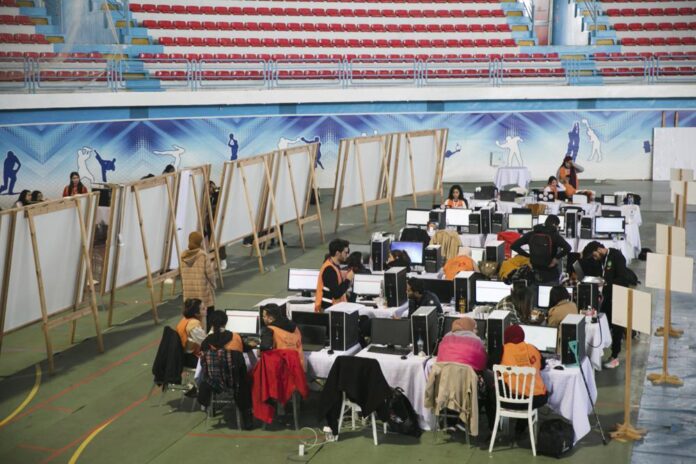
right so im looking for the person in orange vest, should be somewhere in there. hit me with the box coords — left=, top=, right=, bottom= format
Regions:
left=175, top=298, right=208, bottom=369
left=201, top=310, right=258, bottom=353
left=499, top=324, right=548, bottom=436
left=314, top=238, right=353, bottom=312
left=442, top=184, right=468, bottom=209
left=260, top=304, right=305, bottom=370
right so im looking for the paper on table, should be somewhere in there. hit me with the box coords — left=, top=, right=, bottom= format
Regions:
left=612, top=285, right=652, bottom=335
left=656, top=224, right=686, bottom=257
left=670, top=168, right=694, bottom=182
left=645, top=253, right=694, bottom=294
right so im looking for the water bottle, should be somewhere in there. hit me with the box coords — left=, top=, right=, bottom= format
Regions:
left=417, top=336, right=425, bottom=356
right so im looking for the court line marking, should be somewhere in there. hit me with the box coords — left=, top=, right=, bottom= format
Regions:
left=0, top=364, right=41, bottom=428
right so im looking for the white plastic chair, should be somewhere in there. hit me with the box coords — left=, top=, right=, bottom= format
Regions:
left=337, top=392, right=387, bottom=446
left=489, top=365, right=539, bottom=456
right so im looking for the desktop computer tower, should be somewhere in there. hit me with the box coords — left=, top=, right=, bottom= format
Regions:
left=454, top=271, right=483, bottom=313
left=371, top=237, right=390, bottom=272
left=480, top=207, right=494, bottom=235
left=411, top=306, right=438, bottom=356
left=329, top=305, right=360, bottom=351
left=579, top=217, right=593, bottom=239
left=384, top=266, right=407, bottom=308
left=560, top=314, right=586, bottom=365
left=429, top=209, right=446, bottom=229
left=424, top=245, right=443, bottom=273
left=485, top=241, right=506, bottom=266
left=491, top=212, right=507, bottom=234
left=468, top=212, right=481, bottom=234
left=487, top=310, right=511, bottom=366
left=577, top=281, right=601, bottom=312
left=565, top=210, right=579, bottom=238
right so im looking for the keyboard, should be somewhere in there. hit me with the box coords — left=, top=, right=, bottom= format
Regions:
left=287, top=299, right=313, bottom=305
left=367, top=345, right=411, bottom=356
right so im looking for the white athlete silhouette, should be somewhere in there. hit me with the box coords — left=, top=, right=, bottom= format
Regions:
left=152, top=144, right=185, bottom=169
left=495, top=135, right=524, bottom=167
left=581, top=119, right=603, bottom=162
left=277, top=137, right=302, bottom=150
left=76, top=146, right=97, bottom=187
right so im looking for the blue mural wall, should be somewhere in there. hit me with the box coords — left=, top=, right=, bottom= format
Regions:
left=1, top=108, right=694, bottom=208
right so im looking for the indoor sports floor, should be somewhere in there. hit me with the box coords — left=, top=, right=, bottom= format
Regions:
left=0, top=180, right=689, bottom=464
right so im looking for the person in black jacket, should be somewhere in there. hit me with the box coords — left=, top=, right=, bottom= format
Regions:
left=511, top=215, right=571, bottom=285
left=406, top=277, right=442, bottom=317
left=259, top=304, right=302, bottom=352
left=315, top=239, right=353, bottom=311
left=386, top=249, right=412, bottom=273
left=346, top=251, right=371, bottom=275
left=581, top=241, right=631, bottom=369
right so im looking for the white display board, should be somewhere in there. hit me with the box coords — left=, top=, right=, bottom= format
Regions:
left=170, top=166, right=208, bottom=269
left=645, top=253, right=694, bottom=293
left=612, top=285, right=652, bottom=335
left=217, top=156, right=269, bottom=246
left=333, top=136, right=387, bottom=210
left=656, top=224, right=686, bottom=257
left=653, top=127, right=696, bottom=180
left=2, top=195, right=97, bottom=333
left=103, top=176, right=175, bottom=293
left=268, top=145, right=314, bottom=226
left=670, top=168, right=694, bottom=181
left=390, top=129, right=447, bottom=199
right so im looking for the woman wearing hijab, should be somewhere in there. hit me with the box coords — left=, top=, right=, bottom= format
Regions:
left=180, top=231, right=216, bottom=331
left=557, top=156, right=584, bottom=197
left=437, top=317, right=487, bottom=370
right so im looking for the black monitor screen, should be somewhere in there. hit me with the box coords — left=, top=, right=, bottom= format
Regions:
left=371, top=318, right=411, bottom=347
left=291, top=312, right=330, bottom=346
left=419, top=278, right=454, bottom=303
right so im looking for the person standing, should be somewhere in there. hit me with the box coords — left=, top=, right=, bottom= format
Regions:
left=62, top=171, right=89, bottom=197
left=511, top=215, right=571, bottom=285
left=180, top=231, right=216, bottom=330
left=0, top=150, right=21, bottom=195
left=557, top=156, right=584, bottom=197
left=315, top=239, right=353, bottom=312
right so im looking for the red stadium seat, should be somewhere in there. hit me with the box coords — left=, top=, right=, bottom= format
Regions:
left=200, top=6, right=215, bottom=15
left=628, top=23, right=642, bottom=31
left=659, top=22, right=674, bottom=31
left=214, top=6, right=228, bottom=15
left=427, top=24, right=441, bottom=33
left=455, top=24, right=470, bottom=32
left=190, top=37, right=204, bottom=47
left=188, top=21, right=203, bottom=30
left=186, top=6, right=200, bottom=15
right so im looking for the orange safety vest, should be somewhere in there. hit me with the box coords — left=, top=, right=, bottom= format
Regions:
left=314, top=259, right=347, bottom=312
left=268, top=325, right=305, bottom=370
left=559, top=167, right=577, bottom=196
left=224, top=332, right=244, bottom=352
left=176, top=317, right=193, bottom=349
left=444, top=198, right=466, bottom=208
left=500, top=342, right=547, bottom=397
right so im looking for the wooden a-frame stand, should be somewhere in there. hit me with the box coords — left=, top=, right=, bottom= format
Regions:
left=333, top=135, right=395, bottom=232
left=610, top=288, right=648, bottom=442
left=393, top=128, right=448, bottom=208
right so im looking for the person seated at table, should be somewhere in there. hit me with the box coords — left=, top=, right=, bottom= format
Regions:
left=493, top=284, right=534, bottom=325
left=346, top=251, right=371, bottom=276
left=259, top=304, right=305, bottom=370
left=386, top=249, right=411, bottom=273
left=542, top=176, right=563, bottom=201
left=201, top=310, right=258, bottom=353
left=315, top=238, right=353, bottom=312
left=557, top=156, right=583, bottom=197
left=546, top=285, right=578, bottom=327
left=442, top=247, right=478, bottom=280
left=175, top=298, right=207, bottom=369
left=406, top=277, right=442, bottom=316
left=442, top=184, right=468, bottom=209
left=500, top=324, right=548, bottom=434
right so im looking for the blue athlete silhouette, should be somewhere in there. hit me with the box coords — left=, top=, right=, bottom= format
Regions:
left=228, top=133, right=239, bottom=161
left=301, top=136, right=324, bottom=169
left=0, top=150, right=21, bottom=195
left=95, top=150, right=116, bottom=182
left=445, top=144, right=461, bottom=158
left=565, top=122, right=580, bottom=162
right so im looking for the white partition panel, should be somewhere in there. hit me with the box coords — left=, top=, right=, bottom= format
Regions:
left=653, top=127, right=696, bottom=180
left=333, top=136, right=386, bottom=210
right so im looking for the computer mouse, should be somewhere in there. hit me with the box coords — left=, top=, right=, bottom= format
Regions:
left=554, top=365, right=564, bottom=370
left=327, top=349, right=334, bottom=355
left=400, top=355, right=408, bottom=360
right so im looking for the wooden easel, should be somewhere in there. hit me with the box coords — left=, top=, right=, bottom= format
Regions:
left=654, top=225, right=683, bottom=339
left=646, top=243, right=684, bottom=387
left=0, top=210, right=16, bottom=357
left=610, top=288, right=648, bottom=441
left=399, top=128, right=448, bottom=208
left=25, top=195, right=104, bottom=373
left=269, top=144, right=325, bottom=250
left=333, top=135, right=394, bottom=232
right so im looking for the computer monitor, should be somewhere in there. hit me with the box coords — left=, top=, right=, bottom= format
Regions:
left=475, top=280, right=512, bottom=304
left=225, top=310, right=260, bottom=336
left=537, top=285, right=574, bottom=308
left=419, top=278, right=454, bottom=303
left=371, top=318, right=412, bottom=347
left=287, top=269, right=320, bottom=292
left=350, top=244, right=372, bottom=265
left=508, top=213, right=533, bottom=230
left=572, top=194, right=588, bottom=205
left=291, top=312, right=330, bottom=346
left=538, top=214, right=565, bottom=230
left=446, top=208, right=471, bottom=227
left=521, top=325, right=558, bottom=353
left=601, top=194, right=617, bottom=206
left=405, top=208, right=430, bottom=226
left=353, top=274, right=383, bottom=296
left=470, top=247, right=485, bottom=263
left=390, top=241, right=425, bottom=265
left=512, top=207, right=532, bottom=215
left=594, top=216, right=625, bottom=234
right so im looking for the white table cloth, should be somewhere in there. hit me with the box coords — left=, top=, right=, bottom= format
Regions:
left=305, top=345, right=362, bottom=379
left=469, top=199, right=496, bottom=210
left=496, top=201, right=521, bottom=214
left=541, top=356, right=597, bottom=444
left=357, top=346, right=435, bottom=430
left=459, top=233, right=485, bottom=248
left=585, top=313, right=612, bottom=371
left=494, top=167, right=532, bottom=190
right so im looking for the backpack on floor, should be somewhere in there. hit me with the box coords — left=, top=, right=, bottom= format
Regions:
left=386, top=387, right=422, bottom=438
left=537, top=418, right=574, bottom=458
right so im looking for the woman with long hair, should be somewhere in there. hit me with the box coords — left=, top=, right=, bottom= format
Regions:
left=557, top=156, right=584, bottom=197
left=14, top=189, right=31, bottom=207
left=62, top=171, right=88, bottom=197
left=443, top=184, right=468, bottom=208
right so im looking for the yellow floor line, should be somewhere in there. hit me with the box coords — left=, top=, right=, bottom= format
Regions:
left=67, top=419, right=113, bottom=464
left=0, top=364, right=41, bottom=427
